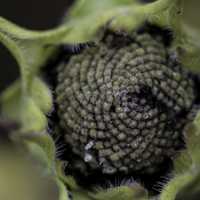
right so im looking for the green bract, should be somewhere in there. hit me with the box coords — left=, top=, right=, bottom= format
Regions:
left=0, top=0, right=200, bottom=200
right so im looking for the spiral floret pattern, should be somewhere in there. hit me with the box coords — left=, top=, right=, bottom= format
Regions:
left=56, top=30, right=196, bottom=175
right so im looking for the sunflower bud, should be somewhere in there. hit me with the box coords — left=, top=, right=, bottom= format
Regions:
left=56, top=28, right=196, bottom=175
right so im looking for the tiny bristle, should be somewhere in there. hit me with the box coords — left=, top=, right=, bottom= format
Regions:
left=60, top=42, right=96, bottom=54
left=97, top=176, right=137, bottom=190
left=152, top=174, right=173, bottom=192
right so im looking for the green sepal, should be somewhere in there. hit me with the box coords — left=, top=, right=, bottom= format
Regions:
left=173, top=149, right=192, bottom=175
left=0, top=82, right=46, bottom=132
left=159, top=172, right=194, bottom=200
left=159, top=111, right=200, bottom=200
left=0, top=17, right=69, bottom=133
left=175, top=173, right=200, bottom=200
left=57, top=159, right=148, bottom=200
left=174, top=0, right=200, bottom=72
left=90, top=184, right=148, bottom=200
left=62, top=0, right=200, bottom=73
left=0, top=78, right=52, bottom=132
left=56, top=178, right=70, bottom=200
left=21, top=131, right=56, bottom=171
left=20, top=131, right=70, bottom=200
left=30, top=77, right=53, bottom=114
left=61, top=0, right=176, bottom=43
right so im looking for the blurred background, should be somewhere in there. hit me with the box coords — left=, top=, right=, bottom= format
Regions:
left=0, top=0, right=73, bottom=93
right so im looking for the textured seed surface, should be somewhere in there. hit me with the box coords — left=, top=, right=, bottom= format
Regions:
left=56, top=30, right=196, bottom=175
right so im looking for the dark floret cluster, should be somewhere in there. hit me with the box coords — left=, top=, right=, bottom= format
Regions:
left=56, top=29, right=196, bottom=175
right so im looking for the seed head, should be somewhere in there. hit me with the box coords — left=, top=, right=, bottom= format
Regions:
left=56, top=29, right=196, bottom=175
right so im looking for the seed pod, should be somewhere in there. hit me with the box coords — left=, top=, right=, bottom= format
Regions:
left=55, top=28, right=196, bottom=175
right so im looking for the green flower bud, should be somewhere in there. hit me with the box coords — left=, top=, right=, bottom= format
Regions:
left=55, top=27, right=197, bottom=176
